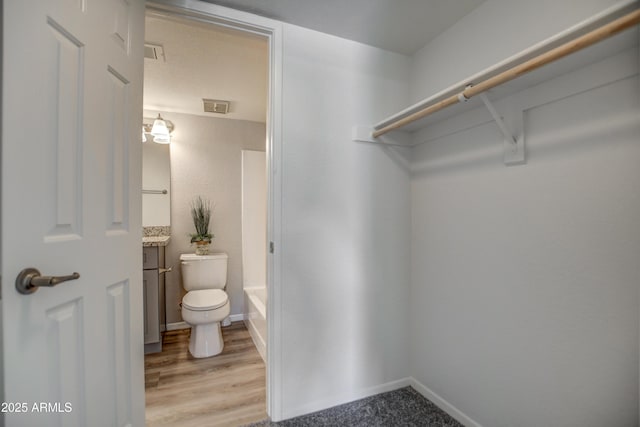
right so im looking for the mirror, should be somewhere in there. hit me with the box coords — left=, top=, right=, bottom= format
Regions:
left=142, top=141, right=171, bottom=226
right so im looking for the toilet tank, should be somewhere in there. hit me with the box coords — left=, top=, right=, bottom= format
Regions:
left=180, top=252, right=228, bottom=291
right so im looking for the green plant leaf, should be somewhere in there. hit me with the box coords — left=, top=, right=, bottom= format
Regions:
left=190, top=196, right=212, bottom=239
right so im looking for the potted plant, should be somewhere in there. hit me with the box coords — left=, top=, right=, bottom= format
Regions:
left=190, top=196, right=214, bottom=255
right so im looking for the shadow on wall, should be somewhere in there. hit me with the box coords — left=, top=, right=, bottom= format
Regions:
left=412, top=87, right=640, bottom=179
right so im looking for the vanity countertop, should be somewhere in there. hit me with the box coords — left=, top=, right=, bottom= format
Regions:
left=143, top=236, right=171, bottom=247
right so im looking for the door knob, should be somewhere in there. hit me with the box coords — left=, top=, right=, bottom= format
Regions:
left=15, top=268, right=80, bottom=295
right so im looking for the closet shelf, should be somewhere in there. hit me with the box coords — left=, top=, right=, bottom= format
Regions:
left=355, top=1, right=639, bottom=147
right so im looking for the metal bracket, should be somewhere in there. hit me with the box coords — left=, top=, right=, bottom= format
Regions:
left=478, top=93, right=525, bottom=166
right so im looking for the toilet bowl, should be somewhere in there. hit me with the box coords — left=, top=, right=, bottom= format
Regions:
left=180, top=252, right=229, bottom=358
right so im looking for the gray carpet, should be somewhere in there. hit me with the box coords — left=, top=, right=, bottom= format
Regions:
left=243, top=386, right=462, bottom=426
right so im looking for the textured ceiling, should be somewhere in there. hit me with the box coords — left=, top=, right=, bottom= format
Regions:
left=202, top=0, right=485, bottom=55
left=143, top=1, right=486, bottom=120
left=143, top=14, right=268, bottom=122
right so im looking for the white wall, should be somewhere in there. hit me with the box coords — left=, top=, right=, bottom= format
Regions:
left=410, top=0, right=624, bottom=103
left=160, top=111, right=265, bottom=324
left=409, top=1, right=639, bottom=426
left=279, top=23, right=412, bottom=418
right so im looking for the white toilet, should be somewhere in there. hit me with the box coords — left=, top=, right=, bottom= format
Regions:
left=180, top=252, right=230, bottom=358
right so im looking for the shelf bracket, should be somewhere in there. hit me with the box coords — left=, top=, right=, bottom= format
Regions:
left=476, top=93, right=525, bottom=166
left=352, top=125, right=411, bottom=147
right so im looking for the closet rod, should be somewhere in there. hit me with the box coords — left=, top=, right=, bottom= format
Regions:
left=372, top=8, right=640, bottom=138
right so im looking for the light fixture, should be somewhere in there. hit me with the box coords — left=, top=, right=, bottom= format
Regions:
left=142, top=114, right=175, bottom=144
left=153, top=134, right=171, bottom=144
left=150, top=114, right=170, bottom=139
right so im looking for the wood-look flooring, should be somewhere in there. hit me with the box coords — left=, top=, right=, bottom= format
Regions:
left=145, top=322, right=267, bottom=427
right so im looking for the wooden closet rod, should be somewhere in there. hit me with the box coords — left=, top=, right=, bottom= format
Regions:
left=372, top=8, right=640, bottom=138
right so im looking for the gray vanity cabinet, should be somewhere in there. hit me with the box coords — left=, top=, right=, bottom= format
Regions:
left=143, top=246, right=167, bottom=354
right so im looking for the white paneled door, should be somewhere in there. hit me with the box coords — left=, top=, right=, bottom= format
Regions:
left=2, top=0, right=145, bottom=426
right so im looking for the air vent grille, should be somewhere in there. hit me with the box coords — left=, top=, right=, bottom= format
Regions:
left=144, top=43, right=165, bottom=61
left=203, top=99, right=230, bottom=114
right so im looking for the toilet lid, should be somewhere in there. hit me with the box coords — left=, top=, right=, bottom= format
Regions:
left=182, top=289, right=228, bottom=311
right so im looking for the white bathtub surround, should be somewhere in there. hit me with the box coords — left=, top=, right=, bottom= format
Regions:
left=241, top=150, right=267, bottom=289
left=244, top=287, right=267, bottom=362
left=241, top=150, right=268, bottom=361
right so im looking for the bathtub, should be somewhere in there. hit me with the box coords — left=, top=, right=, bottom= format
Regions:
left=244, top=287, right=266, bottom=362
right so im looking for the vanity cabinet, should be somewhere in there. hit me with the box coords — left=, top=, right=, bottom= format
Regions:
left=143, top=245, right=167, bottom=354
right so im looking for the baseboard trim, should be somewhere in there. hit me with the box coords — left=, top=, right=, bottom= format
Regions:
left=276, top=376, right=483, bottom=426
left=229, top=313, right=245, bottom=322
left=281, top=377, right=411, bottom=421
left=144, top=342, right=162, bottom=354
left=409, top=377, right=483, bottom=427
left=166, top=314, right=244, bottom=332
left=166, top=321, right=189, bottom=331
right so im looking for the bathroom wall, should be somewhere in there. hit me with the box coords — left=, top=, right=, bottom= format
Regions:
left=278, top=23, right=412, bottom=418
left=152, top=110, right=265, bottom=324
left=409, top=1, right=639, bottom=426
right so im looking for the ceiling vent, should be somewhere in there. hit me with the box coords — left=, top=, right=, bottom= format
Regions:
left=203, top=99, right=230, bottom=114
left=144, top=43, right=165, bottom=61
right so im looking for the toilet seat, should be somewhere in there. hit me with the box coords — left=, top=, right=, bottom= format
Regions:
left=183, top=289, right=228, bottom=311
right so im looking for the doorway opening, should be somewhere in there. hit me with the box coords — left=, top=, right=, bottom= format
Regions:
left=142, top=3, right=281, bottom=424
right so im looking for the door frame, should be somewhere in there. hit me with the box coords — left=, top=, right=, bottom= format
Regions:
left=145, top=1, right=284, bottom=421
